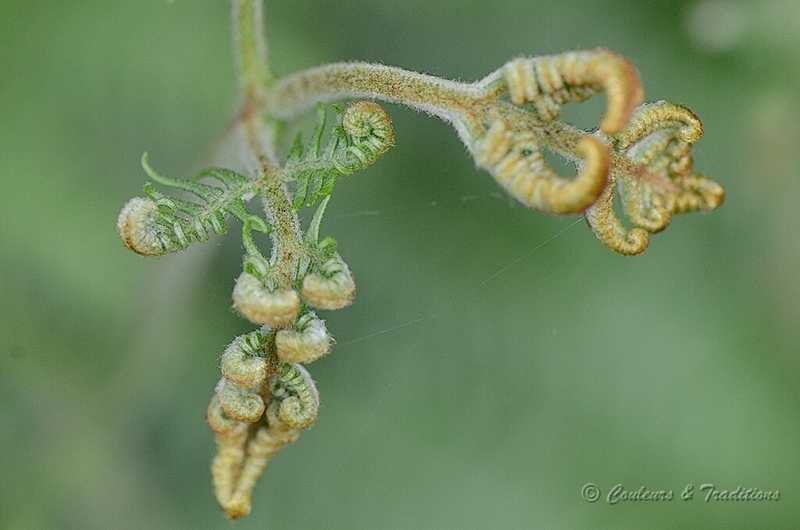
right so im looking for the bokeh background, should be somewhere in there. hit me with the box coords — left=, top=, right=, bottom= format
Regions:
left=1, top=0, right=799, bottom=528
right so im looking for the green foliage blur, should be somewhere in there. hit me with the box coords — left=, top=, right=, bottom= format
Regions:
left=1, top=0, right=798, bottom=528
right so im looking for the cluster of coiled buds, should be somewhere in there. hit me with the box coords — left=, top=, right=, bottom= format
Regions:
left=231, top=254, right=355, bottom=323
left=203, top=100, right=391, bottom=518
left=116, top=98, right=391, bottom=519
left=585, top=101, right=725, bottom=255
left=466, top=48, right=723, bottom=253
left=268, top=48, right=722, bottom=254
left=212, top=249, right=355, bottom=518
left=209, top=276, right=345, bottom=518
left=208, top=314, right=333, bottom=518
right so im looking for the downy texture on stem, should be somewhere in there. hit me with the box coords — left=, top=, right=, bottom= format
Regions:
left=115, top=0, right=723, bottom=520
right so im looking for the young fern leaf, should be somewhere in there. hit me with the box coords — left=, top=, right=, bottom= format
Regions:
left=304, top=194, right=337, bottom=257
left=118, top=153, right=257, bottom=255
left=241, top=215, right=273, bottom=279
left=272, top=362, right=320, bottom=429
left=284, top=101, right=394, bottom=210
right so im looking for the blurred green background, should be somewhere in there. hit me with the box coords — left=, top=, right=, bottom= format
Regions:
left=1, top=0, right=798, bottom=528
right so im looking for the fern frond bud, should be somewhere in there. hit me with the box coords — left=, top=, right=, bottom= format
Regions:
left=584, top=173, right=650, bottom=255
left=232, top=272, right=300, bottom=326
left=117, top=197, right=172, bottom=256
left=207, top=395, right=249, bottom=440
left=220, top=332, right=269, bottom=388
left=216, top=378, right=266, bottom=423
left=301, top=256, right=355, bottom=310
left=275, top=312, right=331, bottom=364
left=342, top=101, right=395, bottom=163
left=500, top=49, right=643, bottom=135
left=271, top=363, right=319, bottom=430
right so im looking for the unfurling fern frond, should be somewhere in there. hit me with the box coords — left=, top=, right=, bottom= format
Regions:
left=117, top=153, right=258, bottom=255
left=284, top=101, right=394, bottom=210
left=271, top=362, right=319, bottom=430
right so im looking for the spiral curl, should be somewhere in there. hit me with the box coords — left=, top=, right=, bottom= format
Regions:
left=584, top=173, right=650, bottom=255
left=287, top=101, right=395, bottom=209
left=585, top=101, right=724, bottom=253
left=475, top=120, right=610, bottom=214
left=276, top=312, right=332, bottom=364
left=232, top=272, right=300, bottom=326
left=341, top=101, right=395, bottom=165
left=117, top=197, right=172, bottom=256
left=500, top=48, right=644, bottom=135
left=272, top=363, right=320, bottom=430
left=301, top=255, right=356, bottom=310
left=220, top=331, right=269, bottom=389
left=216, top=378, right=266, bottom=423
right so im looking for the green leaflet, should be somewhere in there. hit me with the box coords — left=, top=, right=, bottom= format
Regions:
left=140, top=153, right=257, bottom=252
left=284, top=102, right=394, bottom=210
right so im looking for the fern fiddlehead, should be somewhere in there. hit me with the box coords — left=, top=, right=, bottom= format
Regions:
left=585, top=101, right=724, bottom=254
left=116, top=0, right=724, bottom=520
left=117, top=153, right=254, bottom=255
left=285, top=100, right=394, bottom=209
